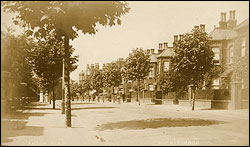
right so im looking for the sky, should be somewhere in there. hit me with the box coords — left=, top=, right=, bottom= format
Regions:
left=1, top=1, right=249, bottom=81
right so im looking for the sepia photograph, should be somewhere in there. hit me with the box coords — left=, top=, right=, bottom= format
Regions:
left=1, top=1, right=249, bottom=146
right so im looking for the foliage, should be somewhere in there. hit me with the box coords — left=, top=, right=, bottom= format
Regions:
left=2, top=1, right=130, bottom=39
left=90, top=68, right=103, bottom=94
left=1, top=29, right=38, bottom=97
left=70, top=80, right=79, bottom=99
left=125, top=48, right=150, bottom=82
left=28, top=32, right=78, bottom=91
left=103, top=63, right=122, bottom=89
left=171, top=28, right=215, bottom=88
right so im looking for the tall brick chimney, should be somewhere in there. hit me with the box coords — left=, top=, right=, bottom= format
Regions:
left=227, top=10, right=237, bottom=28
left=158, top=43, right=162, bottom=50
left=219, top=12, right=227, bottom=28
left=179, top=34, right=183, bottom=41
left=147, top=49, right=151, bottom=54
left=194, top=25, right=199, bottom=30
left=163, top=42, right=168, bottom=49
left=151, top=49, right=155, bottom=54
left=200, top=24, right=205, bottom=32
left=174, top=35, right=178, bottom=42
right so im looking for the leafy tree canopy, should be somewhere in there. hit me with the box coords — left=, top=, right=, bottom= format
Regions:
left=171, top=28, right=214, bottom=87
left=125, top=48, right=150, bottom=81
left=2, top=1, right=130, bottom=39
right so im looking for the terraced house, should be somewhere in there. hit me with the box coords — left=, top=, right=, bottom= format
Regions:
left=209, top=10, right=249, bottom=109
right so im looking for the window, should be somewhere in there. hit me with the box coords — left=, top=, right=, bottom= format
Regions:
left=241, top=38, right=246, bottom=57
left=149, top=84, right=155, bottom=91
left=212, top=78, right=220, bottom=89
left=212, top=47, right=220, bottom=61
left=149, top=67, right=154, bottom=78
left=229, top=45, right=233, bottom=64
left=163, top=62, right=170, bottom=72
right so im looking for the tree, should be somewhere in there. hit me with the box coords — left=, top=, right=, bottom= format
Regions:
left=28, top=32, right=78, bottom=109
left=3, top=1, right=130, bottom=127
left=70, top=80, right=79, bottom=101
left=125, top=48, right=150, bottom=105
left=171, top=27, right=214, bottom=110
left=103, top=63, right=122, bottom=102
left=90, top=68, right=103, bottom=102
left=1, top=29, right=38, bottom=100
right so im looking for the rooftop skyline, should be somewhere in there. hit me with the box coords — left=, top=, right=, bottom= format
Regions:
left=1, top=1, right=249, bottom=81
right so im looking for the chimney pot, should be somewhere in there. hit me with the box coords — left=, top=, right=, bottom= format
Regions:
left=220, top=12, right=224, bottom=21
left=200, top=24, right=205, bottom=32
left=147, top=49, right=150, bottom=54
left=223, top=12, right=227, bottom=22
left=233, top=10, right=236, bottom=19
left=151, top=49, right=155, bottom=54
left=194, top=25, right=199, bottom=29
left=164, top=42, right=168, bottom=48
left=179, top=34, right=183, bottom=41
left=174, top=35, right=178, bottom=42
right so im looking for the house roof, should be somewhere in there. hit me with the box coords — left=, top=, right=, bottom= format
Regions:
left=209, top=28, right=237, bottom=40
left=157, top=48, right=174, bottom=58
left=149, top=54, right=158, bottom=63
left=234, top=18, right=249, bottom=30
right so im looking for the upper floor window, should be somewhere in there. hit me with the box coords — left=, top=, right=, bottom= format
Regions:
left=212, top=47, right=220, bottom=61
left=241, top=38, right=246, bottom=57
left=229, top=45, right=233, bottom=64
left=149, top=67, right=154, bottom=78
left=163, top=62, right=170, bottom=72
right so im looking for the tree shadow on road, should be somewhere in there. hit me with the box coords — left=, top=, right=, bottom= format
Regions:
left=72, top=107, right=117, bottom=110
left=96, top=117, right=228, bottom=131
left=1, top=111, right=46, bottom=145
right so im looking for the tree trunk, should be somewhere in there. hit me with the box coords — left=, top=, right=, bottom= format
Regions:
left=53, top=88, right=55, bottom=109
left=143, top=90, right=145, bottom=103
left=138, top=80, right=140, bottom=106
left=49, top=91, right=51, bottom=104
left=64, top=35, right=71, bottom=127
left=61, top=63, right=65, bottom=114
left=103, top=88, right=105, bottom=103
left=192, top=88, right=195, bottom=111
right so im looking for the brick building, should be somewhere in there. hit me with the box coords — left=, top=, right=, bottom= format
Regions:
left=209, top=10, right=249, bottom=109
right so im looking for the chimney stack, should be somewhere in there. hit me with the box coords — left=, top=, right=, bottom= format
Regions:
left=219, top=12, right=227, bottom=28
left=164, top=42, right=168, bottom=49
left=228, top=10, right=237, bottom=28
left=179, top=34, right=183, bottom=41
left=147, top=49, right=151, bottom=54
left=174, top=35, right=178, bottom=42
left=151, top=49, right=155, bottom=54
left=194, top=25, right=199, bottom=30
left=200, top=24, right=205, bottom=32
left=220, top=12, right=224, bottom=22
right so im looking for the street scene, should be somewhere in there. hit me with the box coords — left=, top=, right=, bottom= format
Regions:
left=1, top=1, right=249, bottom=146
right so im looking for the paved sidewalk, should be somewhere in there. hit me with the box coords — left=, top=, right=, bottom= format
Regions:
left=1, top=102, right=108, bottom=146
left=1, top=101, right=249, bottom=146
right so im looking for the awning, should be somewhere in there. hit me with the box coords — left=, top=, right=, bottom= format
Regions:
left=220, top=68, right=233, bottom=78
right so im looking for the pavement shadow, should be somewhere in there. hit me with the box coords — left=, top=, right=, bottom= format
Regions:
left=1, top=110, right=46, bottom=145
left=72, top=107, right=117, bottom=110
left=25, top=107, right=61, bottom=111
left=71, top=102, right=96, bottom=105
left=96, top=117, right=227, bottom=131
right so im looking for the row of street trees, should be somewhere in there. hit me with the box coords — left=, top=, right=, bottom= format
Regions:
left=77, top=27, right=217, bottom=111
left=75, top=48, right=150, bottom=105
left=2, top=1, right=130, bottom=127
